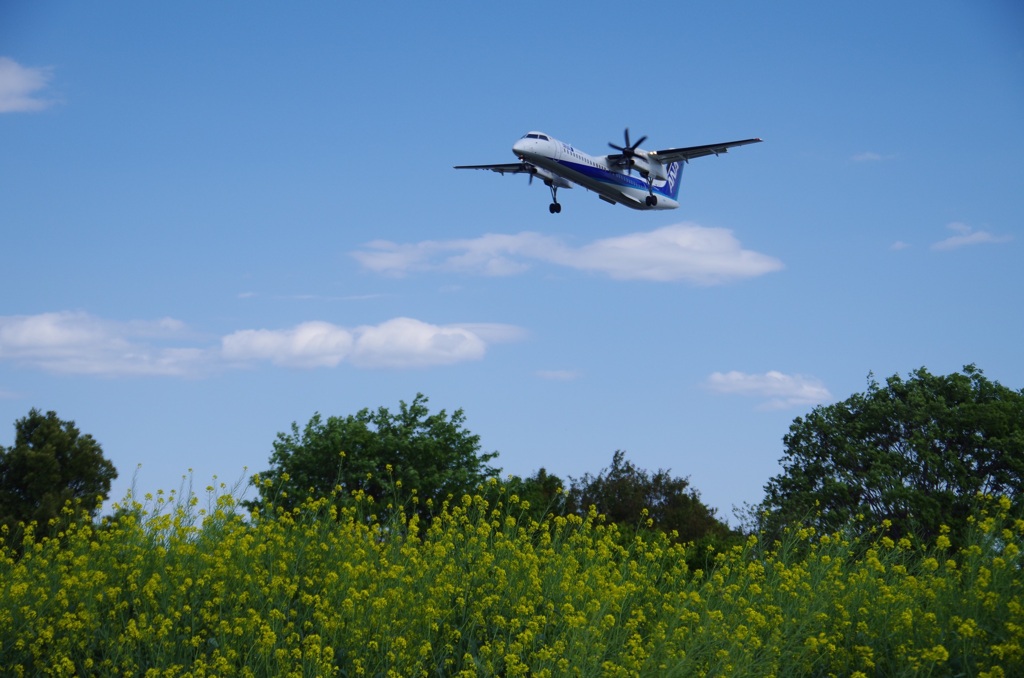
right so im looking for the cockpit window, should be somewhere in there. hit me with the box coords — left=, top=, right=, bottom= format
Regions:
left=523, top=133, right=549, bottom=141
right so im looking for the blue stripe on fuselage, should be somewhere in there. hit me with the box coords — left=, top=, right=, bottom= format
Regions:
left=555, top=160, right=672, bottom=197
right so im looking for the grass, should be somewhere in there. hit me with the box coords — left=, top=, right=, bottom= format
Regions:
left=1, top=478, right=1021, bottom=677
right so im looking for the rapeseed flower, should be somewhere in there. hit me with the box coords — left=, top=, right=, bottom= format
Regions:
left=0, top=483, right=1021, bottom=676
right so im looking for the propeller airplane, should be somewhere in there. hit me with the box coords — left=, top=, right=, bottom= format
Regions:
left=456, top=129, right=761, bottom=213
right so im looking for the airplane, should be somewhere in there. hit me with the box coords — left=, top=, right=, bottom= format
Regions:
left=455, top=128, right=761, bottom=213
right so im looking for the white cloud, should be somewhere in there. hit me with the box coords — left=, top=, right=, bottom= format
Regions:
left=349, top=318, right=485, bottom=368
left=1, top=312, right=524, bottom=376
left=223, top=318, right=524, bottom=370
left=556, top=225, right=783, bottom=283
left=352, top=232, right=558, bottom=277
left=890, top=240, right=911, bottom=251
left=0, top=312, right=206, bottom=376
left=931, top=222, right=1012, bottom=251
left=0, top=57, right=56, bottom=113
left=705, top=370, right=831, bottom=410
left=222, top=321, right=354, bottom=368
left=353, top=224, right=783, bottom=285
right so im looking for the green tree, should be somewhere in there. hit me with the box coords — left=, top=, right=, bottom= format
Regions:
left=251, top=394, right=499, bottom=522
left=566, top=450, right=733, bottom=544
left=500, top=467, right=569, bottom=521
left=760, top=365, right=1024, bottom=544
left=0, top=409, right=118, bottom=540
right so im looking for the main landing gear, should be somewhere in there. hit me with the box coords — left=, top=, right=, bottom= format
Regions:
left=546, top=181, right=562, bottom=213
left=643, top=173, right=658, bottom=207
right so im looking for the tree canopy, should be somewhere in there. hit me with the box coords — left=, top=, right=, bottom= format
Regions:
left=251, top=394, right=499, bottom=521
left=0, top=409, right=118, bottom=538
left=565, top=450, right=733, bottom=543
left=760, top=365, right=1024, bottom=543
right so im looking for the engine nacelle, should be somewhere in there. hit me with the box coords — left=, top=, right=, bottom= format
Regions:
left=532, top=165, right=573, bottom=188
left=629, top=153, right=668, bottom=181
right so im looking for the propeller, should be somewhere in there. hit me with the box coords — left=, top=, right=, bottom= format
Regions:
left=608, top=128, right=647, bottom=172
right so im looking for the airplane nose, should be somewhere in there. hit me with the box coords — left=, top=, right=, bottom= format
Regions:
left=512, top=139, right=528, bottom=155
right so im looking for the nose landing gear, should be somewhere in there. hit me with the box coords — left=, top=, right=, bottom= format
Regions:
left=546, top=181, right=561, bottom=213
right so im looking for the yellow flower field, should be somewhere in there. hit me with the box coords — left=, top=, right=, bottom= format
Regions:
left=1, top=481, right=1021, bottom=677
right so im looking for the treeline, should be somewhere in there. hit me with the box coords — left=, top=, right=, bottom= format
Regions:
left=2, top=364, right=1023, bottom=552
left=249, top=393, right=735, bottom=549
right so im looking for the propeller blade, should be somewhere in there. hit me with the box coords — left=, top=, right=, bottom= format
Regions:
left=610, top=128, right=646, bottom=155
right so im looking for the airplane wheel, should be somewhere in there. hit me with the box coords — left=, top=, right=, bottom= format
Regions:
left=549, top=203, right=561, bottom=214
left=645, top=195, right=657, bottom=207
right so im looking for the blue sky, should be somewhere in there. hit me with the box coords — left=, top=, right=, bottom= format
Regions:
left=2, top=1, right=1022, bottom=521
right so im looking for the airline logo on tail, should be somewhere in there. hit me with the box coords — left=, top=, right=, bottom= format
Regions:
left=664, top=162, right=682, bottom=200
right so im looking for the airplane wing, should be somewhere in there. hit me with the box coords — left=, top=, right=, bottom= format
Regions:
left=648, top=138, right=762, bottom=164
left=454, top=162, right=573, bottom=188
left=453, top=162, right=534, bottom=175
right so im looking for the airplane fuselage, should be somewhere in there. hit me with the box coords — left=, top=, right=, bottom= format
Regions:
left=512, top=133, right=679, bottom=211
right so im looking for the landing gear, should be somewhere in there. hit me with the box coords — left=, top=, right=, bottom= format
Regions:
left=642, top=173, right=658, bottom=207
left=546, top=181, right=561, bottom=214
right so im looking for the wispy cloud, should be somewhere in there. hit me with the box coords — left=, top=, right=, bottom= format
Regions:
left=890, top=240, right=911, bottom=251
left=705, top=370, right=831, bottom=410
left=0, top=312, right=525, bottom=376
left=931, top=222, right=1012, bottom=251
left=223, top=318, right=525, bottom=369
left=0, top=57, right=56, bottom=113
left=238, top=292, right=388, bottom=302
left=352, top=223, right=784, bottom=285
left=852, top=151, right=896, bottom=163
left=0, top=312, right=206, bottom=376
left=536, top=369, right=582, bottom=381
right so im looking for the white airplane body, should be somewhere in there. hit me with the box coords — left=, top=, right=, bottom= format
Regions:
left=456, top=129, right=761, bottom=213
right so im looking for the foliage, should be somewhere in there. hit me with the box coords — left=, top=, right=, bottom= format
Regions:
left=499, top=467, right=568, bottom=520
left=761, top=365, right=1024, bottom=545
left=250, top=394, right=499, bottom=522
left=2, top=480, right=1022, bottom=676
left=0, top=409, right=117, bottom=540
left=566, top=450, right=734, bottom=544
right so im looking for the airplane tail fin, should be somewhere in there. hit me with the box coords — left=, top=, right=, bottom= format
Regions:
left=664, top=162, right=684, bottom=201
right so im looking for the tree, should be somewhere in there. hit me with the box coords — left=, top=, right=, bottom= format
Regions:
left=566, top=450, right=733, bottom=544
left=251, top=394, right=499, bottom=522
left=500, top=467, right=569, bottom=521
left=0, top=409, right=118, bottom=539
left=760, top=365, right=1024, bottom=544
